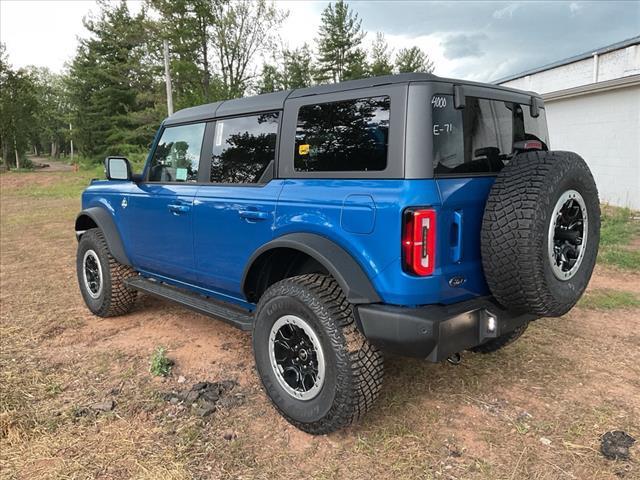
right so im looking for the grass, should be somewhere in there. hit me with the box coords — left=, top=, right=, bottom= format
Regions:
left=149, top=346, right=173, bottom=377
left=12, top=172, right=97, bottom=199
left=1, top=169, right=639, bottom=479
left=598, top=206, right=640, bottom=271
left=579, top=288, right=640, bottom=310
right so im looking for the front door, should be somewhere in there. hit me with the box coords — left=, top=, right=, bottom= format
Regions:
left=127, top=122, right=207, bottom=284
left=192, top=112, right=282, bottom=303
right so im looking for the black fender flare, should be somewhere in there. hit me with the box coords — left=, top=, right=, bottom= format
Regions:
left=75, top=207, right=131, bottom=266
left=241, top=233, right=381, bottom=304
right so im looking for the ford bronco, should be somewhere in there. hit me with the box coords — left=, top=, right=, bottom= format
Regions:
left=75, top=73, right=600, bottom=434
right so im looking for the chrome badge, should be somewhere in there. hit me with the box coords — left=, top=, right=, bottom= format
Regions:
left=449, top=276, right=465, bottom=288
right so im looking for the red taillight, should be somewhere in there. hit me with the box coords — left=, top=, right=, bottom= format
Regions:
left=523, top=140, right=543, bottom=150
left=402, top=208, right=436, bottom=276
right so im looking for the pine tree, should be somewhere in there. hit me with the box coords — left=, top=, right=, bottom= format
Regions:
left=395, top=46, right=435, bottom=73
left=146, top=0, right=223, bottom=107
left=283, top=44, right=314, bottom=89
left=315, top=0, right=367, bottom=83
left=257, top=63, right=284, bottom=94
left=369, top=32, right=394, bottom=77
left=66, top=1, right=162, bottom=160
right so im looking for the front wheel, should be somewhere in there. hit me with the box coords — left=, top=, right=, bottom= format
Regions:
left=76, top=228, right=137, bottom=317
left=252, top=274, right=384, bottom=435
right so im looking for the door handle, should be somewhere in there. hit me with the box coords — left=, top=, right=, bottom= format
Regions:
left=238, top=209, right=269, bottom=221
left=451, top=210, right=463, bottom=263
left=168, top=203, right=190, bottom=214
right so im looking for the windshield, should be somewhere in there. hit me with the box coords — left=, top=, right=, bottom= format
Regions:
left=432, top=94, right=549, bottom=176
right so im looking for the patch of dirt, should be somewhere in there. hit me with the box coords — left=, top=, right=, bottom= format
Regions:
left=1, top=169, right=639, bottom=480
left=29, top=155, right=74, bottom=172
left=588, top=265, right=640, bottom=294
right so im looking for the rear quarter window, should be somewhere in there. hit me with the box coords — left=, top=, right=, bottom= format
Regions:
left=294, top=96, right=390, bottom=172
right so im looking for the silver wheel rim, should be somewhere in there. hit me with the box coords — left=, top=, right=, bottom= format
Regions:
left=548, top=189, right=588, bottom=281
left=82, top=249, right=104, bottom=299
left=268, top=315, right=325, bottom=401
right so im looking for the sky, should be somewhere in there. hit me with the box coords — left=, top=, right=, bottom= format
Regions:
left=1, top=0, right=639, bottom=82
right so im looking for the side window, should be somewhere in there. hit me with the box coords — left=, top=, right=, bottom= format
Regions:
left=294, top=96, right=390, bottom=172
left=210, top=113, right=279, bottom=184
left=148, top=123, right=205, bottom=182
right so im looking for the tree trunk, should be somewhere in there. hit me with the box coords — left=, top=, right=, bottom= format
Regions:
left=200, top=16, right=210, bottom=100
left=13, top=135, right=20, bottom=169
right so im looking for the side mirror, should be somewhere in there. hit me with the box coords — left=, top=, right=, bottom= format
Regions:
left=104, top=156, right=132, bottom=181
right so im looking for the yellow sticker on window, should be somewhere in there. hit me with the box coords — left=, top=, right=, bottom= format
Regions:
left=298, top=144, right=310, bottom=155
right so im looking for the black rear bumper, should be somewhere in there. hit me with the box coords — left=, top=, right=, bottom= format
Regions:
left=354, top=297, right=537, bottom=361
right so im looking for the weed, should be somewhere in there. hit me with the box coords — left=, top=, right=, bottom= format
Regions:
left=149, top=346, right=173, bottom=377
left=578, top=288, right=640, bottom=310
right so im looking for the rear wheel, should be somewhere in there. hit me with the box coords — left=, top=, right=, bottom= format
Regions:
left=481, top=151, right=600, bottom=317
left=252, top=274, right=384, bottom=434
left=76, top=228, right=137, bottom=317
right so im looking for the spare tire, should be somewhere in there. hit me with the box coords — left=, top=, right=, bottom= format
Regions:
left=481, top=151, right=600, bottom=317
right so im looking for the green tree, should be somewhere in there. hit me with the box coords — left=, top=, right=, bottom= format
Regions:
left=316, top=0, right=367, bottom=83
left=210, top=0, right=287, bottom=98
left=26, top=67, right=71, bottom=158
left=369, top=32, right=394, bottom=77
left=146, top=0, right=223, bottom=107
left=0, top=46, right=40, bottom=168
left=395, top=46, right=434, bottom=73
left=283, top=44, right=314, bottom=89
left=257, top=63, right=284, bottom=94
left=66, top=1, right=162, bottom=160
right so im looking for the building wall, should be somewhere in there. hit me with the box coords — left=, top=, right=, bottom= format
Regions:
left=545, top=85, right=640, bottom=209
left=501, top=44, right=640, bottom=94
left=499, top=43, right=640, bottom=209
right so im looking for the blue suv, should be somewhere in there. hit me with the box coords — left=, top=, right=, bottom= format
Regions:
left=76, top=73, right=600, bottom=434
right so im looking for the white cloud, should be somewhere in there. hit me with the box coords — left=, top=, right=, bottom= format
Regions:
left=276, top=0, right=324, bottom=51
left=374, top=33, right=456, bottom=77
left=0, top=0, right=142, bottom=72
left=569, top=2, right=583, bottom=16
left=492, top=3, right=520, bottom=19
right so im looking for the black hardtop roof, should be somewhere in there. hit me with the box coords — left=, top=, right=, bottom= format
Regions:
left=164, top=72, right=541, bottom=126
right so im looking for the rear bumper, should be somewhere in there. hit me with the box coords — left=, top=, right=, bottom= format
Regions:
left=354, top=297, right=537, bottom=361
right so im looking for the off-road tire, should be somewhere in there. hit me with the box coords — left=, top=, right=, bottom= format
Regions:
left=253, top=274, right=384, bottom=435
left=470, top=323, right=529, bottom=354
left=481, top=151, right=600, bottom=317
left=76, top=228, right=137, bottom=317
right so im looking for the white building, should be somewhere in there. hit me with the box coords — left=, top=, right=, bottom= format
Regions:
left=497, top=36, right=640, bottom=209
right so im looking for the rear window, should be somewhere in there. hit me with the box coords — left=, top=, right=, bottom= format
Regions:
left=432, top=94, right=548, bottom=176
left=294, top=96, right=390, bottom=172
left=210, top=113, right=279, bottom=184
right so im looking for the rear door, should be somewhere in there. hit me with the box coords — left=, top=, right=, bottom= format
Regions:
left=430, top=88, right=549, bottom=299
left=192, top=112, right=283, bottom=302
left=126, top=122, right=207, bottom=283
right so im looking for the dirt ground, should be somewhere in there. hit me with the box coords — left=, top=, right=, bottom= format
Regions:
left=1, top=168, right=638, bottom=480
